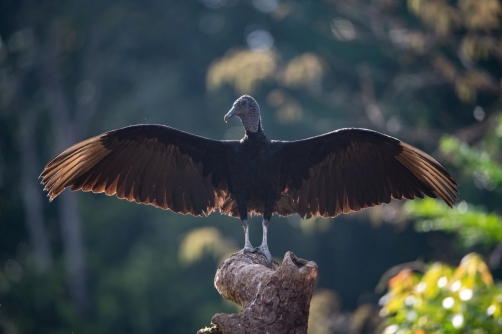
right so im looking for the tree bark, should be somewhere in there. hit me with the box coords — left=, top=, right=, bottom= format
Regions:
left=198, top=251, right=317, bottom=334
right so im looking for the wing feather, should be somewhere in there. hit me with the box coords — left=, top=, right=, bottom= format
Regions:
left=275, top=128, right=458, bottom=218
left=41, top=124, right=234, bottom=216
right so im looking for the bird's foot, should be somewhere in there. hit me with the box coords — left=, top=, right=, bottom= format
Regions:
left=257, top=244, right=274, bottom=269
left=242, top=245, right=256, bottom=254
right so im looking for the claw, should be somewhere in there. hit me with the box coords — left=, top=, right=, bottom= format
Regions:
left=243, top=245, right=256, bottom=254
left=258, top=244, right=273, bottom=268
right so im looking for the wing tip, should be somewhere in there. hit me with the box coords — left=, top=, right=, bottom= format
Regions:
left=396, top=141, right=460, bottom=208
left=39, top=135, right=112, bottom=202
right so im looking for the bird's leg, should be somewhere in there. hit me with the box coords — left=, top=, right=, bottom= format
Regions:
left=258, top=218, right=273, bottom=268
left=237, top=198, right=255, bottom=253
left=242, top=219, right=255, bottom=253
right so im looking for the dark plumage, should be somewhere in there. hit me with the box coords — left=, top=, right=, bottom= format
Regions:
left=41, top=95, right=458, bottom=266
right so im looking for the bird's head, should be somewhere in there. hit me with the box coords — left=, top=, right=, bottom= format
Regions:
left=224, top=95, right=262, bottom=133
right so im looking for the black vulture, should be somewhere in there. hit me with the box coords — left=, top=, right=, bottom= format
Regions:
left=41, top=95, right=458, bottom=266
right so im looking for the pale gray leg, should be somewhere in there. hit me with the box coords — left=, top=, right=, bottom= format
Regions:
left=242, top=219, right=255, bottom=252
left=258, top=218, right=273, bottom=267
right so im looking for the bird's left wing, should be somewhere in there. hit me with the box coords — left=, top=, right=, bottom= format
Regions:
left=41, top=124, right=235, bottom=216
left=273, top=128, right=458, bottom=218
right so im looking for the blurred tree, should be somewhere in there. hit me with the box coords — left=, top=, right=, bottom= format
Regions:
left=405, top=115, right=502, bottom=259
left=1, top=0, right=502, bottom=333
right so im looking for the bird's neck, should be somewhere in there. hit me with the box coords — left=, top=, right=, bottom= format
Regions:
left=244, top=121, right=267, bottom=142
left=240, top=111, right=262, bottom=133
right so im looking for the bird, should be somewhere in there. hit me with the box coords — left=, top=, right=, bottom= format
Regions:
left=40, top=95, right=458, bottom=267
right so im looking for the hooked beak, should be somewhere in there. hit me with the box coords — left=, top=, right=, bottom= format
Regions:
left=224, top=107, right=237, bottom=123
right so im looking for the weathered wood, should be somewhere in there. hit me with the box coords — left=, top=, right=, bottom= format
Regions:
left=198, top=250, right=318, bottom=334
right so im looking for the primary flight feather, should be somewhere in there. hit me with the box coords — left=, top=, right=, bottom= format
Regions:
left=41, top=95, right=458, bottom=266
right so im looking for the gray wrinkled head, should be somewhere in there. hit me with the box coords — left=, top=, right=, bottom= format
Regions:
left=224, top=95, right=262, bottom=133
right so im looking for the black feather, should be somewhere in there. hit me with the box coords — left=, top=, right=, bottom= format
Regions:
left=41, top=112, right=458, bottom=244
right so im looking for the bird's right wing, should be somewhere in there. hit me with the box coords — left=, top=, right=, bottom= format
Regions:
left=273, top=128, right=458, bottom=218
left=40, top=124, right=236, bottom=216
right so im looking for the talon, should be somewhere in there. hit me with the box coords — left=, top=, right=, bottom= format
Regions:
left=258, top=245, right=274, bottom=268
left=242, top=246, right=256, bottom=254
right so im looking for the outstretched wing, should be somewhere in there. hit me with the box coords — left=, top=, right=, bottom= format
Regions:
left=41, top=124, right=235, bottom=216
left=274, top=128, right=458, bottom=218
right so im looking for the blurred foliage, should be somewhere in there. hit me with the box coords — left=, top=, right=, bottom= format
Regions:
left=440, top=128, right=502, bottom=188
left=380, top=253, right=502, bottom=333
left=1, top=0, right=502, bottom=333
left=407, top=198, right=502, bottom=248
left=207, top=49, right=277, bottom=94
left=400, top=112, right=502, bottom=331
left=179, top=227, right=238, bottom=265
left=309, top=289, right=381, bottom=334
left=405, top=119, right=502, bottom=248
left=409, top=0, right=502, bottom=102
left=309, top=289, right=341, bottom=334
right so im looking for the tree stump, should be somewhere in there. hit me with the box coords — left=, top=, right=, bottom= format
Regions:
left=197, top=251, right=318, bottom=334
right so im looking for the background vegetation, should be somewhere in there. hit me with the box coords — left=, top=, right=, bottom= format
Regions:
left=1, top=0, right=502, bottom=333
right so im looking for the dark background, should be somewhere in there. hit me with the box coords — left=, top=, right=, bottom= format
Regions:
left=0, top=0, right=500, bottom=333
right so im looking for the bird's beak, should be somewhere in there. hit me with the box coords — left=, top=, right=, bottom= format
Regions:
left=224, top=107, right=237, bottom=123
